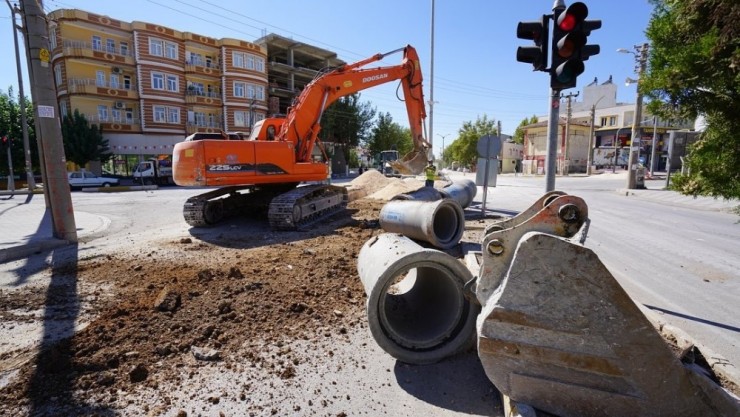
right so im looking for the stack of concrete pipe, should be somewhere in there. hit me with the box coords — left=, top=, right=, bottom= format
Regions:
left=357, top=179, right=479, bottom=364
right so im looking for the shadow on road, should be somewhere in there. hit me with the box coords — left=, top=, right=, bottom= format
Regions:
left=24, top=244, right=114, bottom=416
left=645, top=304, right=740, bottom=333
left=393, top=350, right=501, bottom=416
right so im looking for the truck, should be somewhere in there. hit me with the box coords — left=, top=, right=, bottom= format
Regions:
left=379, top=150, right=401, bottom=177
left=172, top=45, right=431, bottom=229
left=133, top=157, right=174, bottom=185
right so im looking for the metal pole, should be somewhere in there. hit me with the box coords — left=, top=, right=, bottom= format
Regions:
left=20, top=0, right=77, bottom=241
left=626, top=43, right=649, bottom=189
left=428, top=0, right=435, bottom=157
left=650, top=116, right=658, bottom=176
left=545, top=89, right=561, bottom=191
left=7, top=0, right=34, bottom=196
left=612, top=126, right=623, bottom=173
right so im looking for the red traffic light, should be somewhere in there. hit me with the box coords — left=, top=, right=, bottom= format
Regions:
left=557, top=2, right=588, bottom=32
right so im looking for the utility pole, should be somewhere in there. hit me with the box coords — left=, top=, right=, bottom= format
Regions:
left=20, top=0, right=77, bottom=241
left=562, top=91, right=578, bottom=175
left=428, top=0, right=435, bottom=159
left=587, top=104, right=596, bottom=175
left=6, top=0, right=34, bottom=197
left=625, top=43, right=649, bottom=189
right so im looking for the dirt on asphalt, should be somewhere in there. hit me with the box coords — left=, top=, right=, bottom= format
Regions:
left=0, top=172, right=446, bottom=416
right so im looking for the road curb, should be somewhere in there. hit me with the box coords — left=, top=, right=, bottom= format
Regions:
left=80, top=185, right=159, bottom=192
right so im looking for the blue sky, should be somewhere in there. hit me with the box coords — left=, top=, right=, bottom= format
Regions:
left=0, top=0, right=654, bottom=155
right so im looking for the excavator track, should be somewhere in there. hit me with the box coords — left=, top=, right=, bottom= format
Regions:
left=268, top=184, right=348, bottom=231
left=183, top=185, right=297, bottom=228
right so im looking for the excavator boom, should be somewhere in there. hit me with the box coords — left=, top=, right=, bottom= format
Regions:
left=280, top=45, right=431, bottom=174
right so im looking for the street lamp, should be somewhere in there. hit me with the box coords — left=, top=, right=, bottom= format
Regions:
left=618, top=43, right=649, bottom=189
left=437, top=133, right=448, bottom=165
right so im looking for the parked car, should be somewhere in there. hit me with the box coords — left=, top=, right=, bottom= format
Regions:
left=67, top=171, right=120, bottom=190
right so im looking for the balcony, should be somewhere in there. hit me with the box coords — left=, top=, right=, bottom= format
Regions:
left=186, top=121, right=222, bottom=134
left=185, top=90, right=222, bottom=105
left=68, top=78, right=138, bottom=99
left=83, top=114, right=141, bottom=133
left=184, top=58, right=221, bottom=76
left=61, top=40, right=135, bottom=65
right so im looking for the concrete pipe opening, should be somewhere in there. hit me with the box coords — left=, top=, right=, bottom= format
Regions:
left=358, top=234, right=479, bottom=364
left=432, top=202, right=461, bottom=247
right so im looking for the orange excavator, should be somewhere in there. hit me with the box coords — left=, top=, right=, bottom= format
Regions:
left=172, top=45, right=431, bottom=230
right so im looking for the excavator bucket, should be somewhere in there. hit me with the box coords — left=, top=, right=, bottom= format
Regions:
left=389, top=149, right=429, bottom=176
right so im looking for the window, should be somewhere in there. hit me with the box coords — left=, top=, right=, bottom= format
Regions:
left=123, top=76, right=132, bottom=90
left=49, top=27, right=57, bottom=49
left=609, top=116, right=617, bottom=126
left=106, top=39, right=115, bottom=53
left=151, top=72, right=164, bottom=90
left=234, top=111, right=247, bottom=127
left=54, top=64, right=62, bottom=86
left=92, top=35, right=102, bottom=51
left=233, top=51, right=245, bottom=69
left=110, top=74, right=120, bottom=89
left=247, top=55, right=254, bottom=70
left=166, top=74, right=178, bottom=92
left=600, top=117, right=608, bottom=127
left=149, top=38, right=163, bottom=56
left=255, top=57, right=265, bottom=72
left=125, top=109, right=134, bottom=123
left=120, top=42, right=129, bottom=56
left=192, top=112, right=206, bottom=126
left=112, top=109, right=122, bottom=122
left=234, top=81, right=245, bottom=97
left=246, top=85, right=255, bottom=99
left=97, top=105, right=108, bottom=122
left=256, top=85, right=264, bottom=100
left=60, top=101, right=68, bottom=119
left=188, top=82, right=204, bottom=95
left=151, top=105, right=178, bottom=124
left=165, top=41, right=178, bottom=59
left=153, top=105, right=166, bottom=122
left=96, top=70, right=106, bottom=87
left=167, top=107, right=180, bottom=124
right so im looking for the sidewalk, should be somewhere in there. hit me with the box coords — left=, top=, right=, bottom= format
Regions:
left=618, top=185, right=739, bottom=212
left=0, top=194, right=110, bottom=263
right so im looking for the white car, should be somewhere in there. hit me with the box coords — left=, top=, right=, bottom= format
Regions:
left=67, top=171, right=119, bottom=190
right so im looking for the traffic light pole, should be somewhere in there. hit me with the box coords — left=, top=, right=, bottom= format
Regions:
left=20, top=0, right=77, bottom=241
left=545, top=89, right=561, bottom=192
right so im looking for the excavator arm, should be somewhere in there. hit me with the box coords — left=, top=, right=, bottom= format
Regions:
left=278, top=45, right=432, bottom=175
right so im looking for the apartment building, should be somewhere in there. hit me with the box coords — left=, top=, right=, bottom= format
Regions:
left=48, top=9, right=269, bottom=174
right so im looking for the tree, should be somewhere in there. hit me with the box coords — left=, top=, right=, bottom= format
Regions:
left=642, top=0, right=740, bottom=199
left=446, top=114, right=499, bottom=169
left=319, top=93, right=375, bottom=165
left=513, top=115, right=538, bottom=144
left=365, top=112, right=413, bottom=158
left=0, top=87, right=38, bottom=177
left=61, top=109, right=112, bottom=168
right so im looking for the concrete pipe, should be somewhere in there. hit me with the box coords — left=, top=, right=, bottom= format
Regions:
left=390, top=186, right=444, bottom=202
left=357, top=233, right=480, bottom=364
left=439, top=179, right=477, bottom=208
left=380, top=198, right=464, bottom=249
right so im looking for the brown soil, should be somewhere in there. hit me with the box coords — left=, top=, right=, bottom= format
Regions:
left=0, top=196, right=387, bottom=416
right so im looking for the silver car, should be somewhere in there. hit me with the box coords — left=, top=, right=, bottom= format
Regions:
left=67, top=171, right=119, bottom=190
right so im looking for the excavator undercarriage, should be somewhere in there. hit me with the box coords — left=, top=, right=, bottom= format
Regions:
left=182, top=183, right=348, bottom=231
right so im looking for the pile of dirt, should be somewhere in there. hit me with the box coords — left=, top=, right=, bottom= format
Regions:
left=347, top=170, right=424, bottom=201
left=0, top=198, right=386, bottom=415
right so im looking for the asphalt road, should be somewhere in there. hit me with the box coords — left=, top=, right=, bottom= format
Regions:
left=470, top=171, right=740, bottom=370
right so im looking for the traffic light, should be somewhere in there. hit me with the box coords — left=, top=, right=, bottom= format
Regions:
left=550, top=2, right=601, bottom=90
left=516, top=15, right=549, bottom=71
